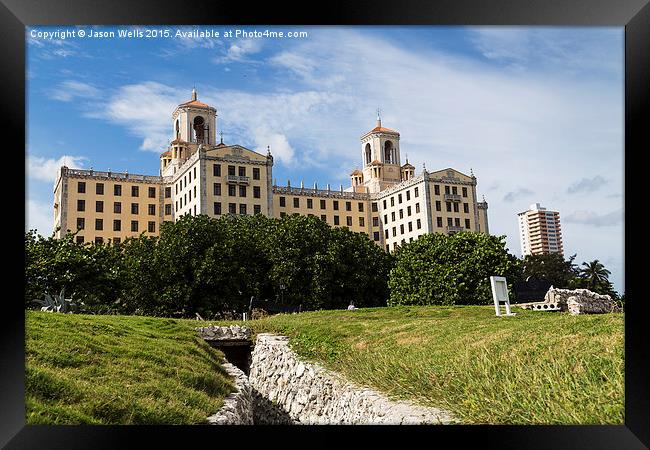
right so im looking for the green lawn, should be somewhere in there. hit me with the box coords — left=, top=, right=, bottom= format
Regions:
left=25, top=311, right=234, bottom=424
left=250, top=305, right=624, bottom=425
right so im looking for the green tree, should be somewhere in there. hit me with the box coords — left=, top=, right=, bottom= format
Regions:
left=521, top=253, right=580, bottom=288
left=388, top=232, right=521, bottom=306
left=578, top=260, right=611, bottom=290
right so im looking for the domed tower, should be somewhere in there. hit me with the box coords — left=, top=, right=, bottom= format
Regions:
left=401, top=158, right=415, bottom=181
left=360, top=110, right=402, bottom=193
left=172, top=88, right=217, bottom=146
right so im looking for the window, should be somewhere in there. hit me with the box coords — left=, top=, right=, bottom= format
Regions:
left=95, top=237, right=103, bottom=244
left=398, top=194, right=402, bottom=204
left=96, top=183, right=104, bottom=195
left=175, top=201, right=178, bottom=212
left=131, top=203, right=139, bottom=214
left=228, top=185, right=236, bottom=196
left=359, top=217, right=365, bottom=227
left=240, top=204, right=247, bottom=215
left=373, top=217, right=379, bottom=227
left=280, top=212, right=286, bottom=218
left=346, top=201, right=352, bottom=211
left=148, top=187, right=156, bottom=198
left=446, top=202, right=452, bottom=212
left=320, top=199, right=326, bottom=209
left=214, top=202, right=221, bottom=215
left=453, top=203, right=459, bottom=213
left=414, top=187, right=419, bottom=197
left=390, top=197, right=395, bottom=207
left=406, top=190, right=410, bottom=201
left=465, top=219, right=471, bottom=229
left=399, top=209, right=404, bottom=219
left=408, top=222, right=413, bottom=232
left=416, top=203, right=420, bottom=214
left=77, top=181, right=86, bottom=193
left=462, top=187, right=468, bottom=197
left=417, top=219, right=422, bottom=229
left=437, top=217, right=443, bottom=227
left=385, top=230, right=389, bottom=239
left=307, top=198, right=313, bottom=209
left=346, top=216, right=353, bottom=226
left=76, top=236, right=84, bottom=244
left=280, top=197, right=286, bottom=207
left=452, top=186, right=458, bottom=195
left=400, top=224, right=404, bottom=235
left=213, top=164, right=221, bottom=176
left=391, top=212, right=395, bottom=222
left=384, top=214, right=388, bottom=223
left=253, top=168, right=260, bottom=180
left=321, top=214, right=327, bottom=222
left=239, top=166, right=246, bottom=177
left=148, top=204, right=156, bottom=215
left=293, top=197, right=300, bottom=208
left=373, top=231, right=380, bottom=241
left=214, top=183, right=221, bottom=196
left=435, top=201, right=441, bottom=212
left=165, top=204, right=172, bottom=215
left=188, top=172, right=191, bottom=183
left=76, top=218, right=84, bottom=230
left=434, top=185, right=440, bottom=195
left=372, top=202, right=378, bottom=212
left=228, top=165, right=236, bottom=176
left=132, top=186, right=139, bottom=197
left=96, top=201, right=103, bottom=213
left=239, top=186, right=247, bottom=197
left=188, top=190, right=192, bottom=201
left=175, top=184, right=178, bottom=195
left=113, top=237, right=121, bottom=244
left=114, top=184, right=122, bottom=196
left=386, top=245, right=389, bottom=251
left=113, top=220, right=121, bottom=231
left=131, top=221, right=138, bottom=232
left=358, top=203, right=364, bottom=212
left=334, top=215, right=340, bottom=225
left=445, top=185, right=450, bottom=194
left=229, top=203, right=236, bottom=214
left=454, top=218, right=460, bottom=227
left=407, top=206, right=412, bottom=216
left=383, top=200, right=387, bottom=209
left=254, top=205, right=261, bottom=215
left=463, top=203, right=469, bottom=213
left=95, top=218, right=103, bottom=230
left=165, top=187, right=171, bottom=198
left=392, top=227, right=396, bottom=237
left=193, top=167, right=196, bottom=179
left=447, top=217, right=453, bottom=226
left=148, top=221, right=156, bottom=233
left=333, top=201, right=339, bottom=210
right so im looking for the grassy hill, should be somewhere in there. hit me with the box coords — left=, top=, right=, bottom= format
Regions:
left=26, top=305, right=624, bottom=425
left=26, top=311, right=234, bottom=424
left=251, top=305, right=624, bottom=425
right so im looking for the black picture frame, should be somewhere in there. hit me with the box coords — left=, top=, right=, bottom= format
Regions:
left=3, top=0, right=648, bottom=447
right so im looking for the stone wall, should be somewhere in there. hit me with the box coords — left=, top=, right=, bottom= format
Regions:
left=544, top=288, right=620, bottom=315
left=248, top=334, right=456, bottom=425
left=206, top=362, right=254, bottom=425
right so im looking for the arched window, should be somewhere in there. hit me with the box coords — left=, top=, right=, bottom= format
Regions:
left=384, top=141, right=393, bottom=164
left=193, top=116, right=205, bottom=143
left=175, top=119, right=180, bottom=139
left=365, top=143, right=371, bottom=165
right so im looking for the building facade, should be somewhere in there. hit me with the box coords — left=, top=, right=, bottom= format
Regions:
left=517, top=203, right=563, bottom=256
left=54, top=91, right=489, bottom=250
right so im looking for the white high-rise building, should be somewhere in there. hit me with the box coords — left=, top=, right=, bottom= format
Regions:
left=517, top=203, right=563, bottom=256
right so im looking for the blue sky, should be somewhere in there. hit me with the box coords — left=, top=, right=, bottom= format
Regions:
left=26, top=25, right=625, bottom=293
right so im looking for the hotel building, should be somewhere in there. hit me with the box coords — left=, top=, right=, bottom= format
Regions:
left=53, top=90, right=490, bottom=250
left=517, top=203, right=563, bottom=256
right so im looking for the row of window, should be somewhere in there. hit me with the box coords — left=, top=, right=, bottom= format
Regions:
left=279, top=212, right=366, bottom=228
left=279, top=197, right=365, bottom=212
left=382, top=187, right=419, bottom=209
left=384, top=204, right=421, bottom=223
left=176, top=186, right=197, bottom=211
left=386, top=219, right=423, bottom=238
left=176, top=167, right=198, bottom=194
left=433, top=185, right=468, bottom=197
left=437, top=217, right=471, bottom=229
left=213, top=164, right=261, bottom=179
left=76, top=218, right=156, bottom=233
left=435, top=201, right=471, bottom=213
left=77, top=181, right=164, bottom=198
left=76, top=200, right=159, bottom=215
left=213, top=183, right=261, bottom=198
left=213, top=202, right=262, bottom=215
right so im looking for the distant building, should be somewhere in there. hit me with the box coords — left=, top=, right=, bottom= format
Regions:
left=517, top=203, right=563, bottom=256
left=53, top=90, right=490, bottom=250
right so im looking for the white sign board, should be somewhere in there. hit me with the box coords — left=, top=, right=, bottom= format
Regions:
left=490, top=276, right=516, bottom=317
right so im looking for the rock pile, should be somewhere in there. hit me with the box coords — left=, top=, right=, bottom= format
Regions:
left=196, top=324, right=252, bottom=341
left=544, top=288, right=620, bottom=315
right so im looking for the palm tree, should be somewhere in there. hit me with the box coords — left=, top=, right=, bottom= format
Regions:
left=579, top=260, right=611, bottom=290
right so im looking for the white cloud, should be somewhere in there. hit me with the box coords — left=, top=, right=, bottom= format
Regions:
left=564, top=209, right=623, bottom=227
left=26, top=198, right=54, bottom=237
left=27, top=154, right=87, bottom=183
left=567, top=175, right=608, bottom=194
left=215, top=39, right=263, bottom=64
left=49, top=80, right=101, bottom=102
